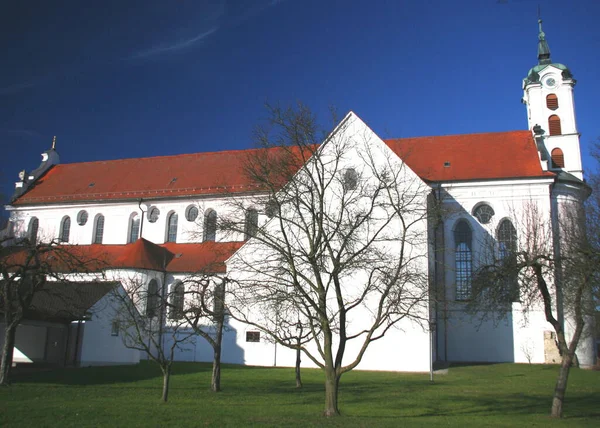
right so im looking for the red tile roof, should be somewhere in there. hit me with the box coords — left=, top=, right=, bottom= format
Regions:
left=384, top=130, right=555, bottom=182
left=12, top=145, right=311, bottom=205
left=12, top=130, right=552, bottom=206
left=3, top=239, right=243, bottom=274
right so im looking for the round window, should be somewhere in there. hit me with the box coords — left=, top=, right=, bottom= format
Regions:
left=77, top=210, right=88, bottom=226
left=148, top=207, right=160, bottom=223
left=473, top=204, right=494, bottom=224
left=186, top=205, right=199, bottom=222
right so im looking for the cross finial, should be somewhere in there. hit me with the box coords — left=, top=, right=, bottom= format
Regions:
left=52, top=136, right=56, bottom=150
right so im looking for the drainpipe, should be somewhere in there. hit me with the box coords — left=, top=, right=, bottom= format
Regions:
left=138, top=199, right=146, bottom=239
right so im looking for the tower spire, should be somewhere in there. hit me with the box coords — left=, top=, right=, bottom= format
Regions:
left=537, top=18, right=551, bottom=65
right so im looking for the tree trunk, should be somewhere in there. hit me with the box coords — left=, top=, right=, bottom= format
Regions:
left=551, top=353, right=573, bottom=418
left=161, top=364, right=171, bottom=402
left=211, top=314, right=224, bottom=392
left=295, top=346, right=302, bottom=388
left=0, top=324, right=17, bottom=386
left=323, top=368, right=341, bottom=416
left=211, top=345, right=221, bottom=392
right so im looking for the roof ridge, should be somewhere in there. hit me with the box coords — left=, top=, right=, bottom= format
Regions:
left=384, top=129, right=530, bottom=141
left=53, top=145, right=302, bottom=167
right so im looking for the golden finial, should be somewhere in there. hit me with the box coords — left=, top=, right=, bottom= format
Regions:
left=52, top=136, right=56, bottom=150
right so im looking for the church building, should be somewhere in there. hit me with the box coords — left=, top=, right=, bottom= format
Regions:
left=1, top=21, right=596, bottom=370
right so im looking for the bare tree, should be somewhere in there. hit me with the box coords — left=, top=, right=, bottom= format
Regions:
left=470, top=199, right=597, bottom=418
left=111, top=274, right=195, bottom=402
left=223, top=105, right=432, bottom=416
left=0, top=238, right=103, bottom=385
left=179, top=275, right=228, bottom=392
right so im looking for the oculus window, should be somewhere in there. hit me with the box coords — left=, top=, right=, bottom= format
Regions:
left=473, top=204, right=494, bottom=224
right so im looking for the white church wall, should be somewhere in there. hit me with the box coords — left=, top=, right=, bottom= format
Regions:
left=79, top=289, right=140, bottom=366
left=8, top=193, right=261, bottom=246
left=439, top=179, right=557, bottom=364
left=224, top=113, right=433, bottom=372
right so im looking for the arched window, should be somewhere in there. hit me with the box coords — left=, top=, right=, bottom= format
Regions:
left=128, top=213, right=140, bottom=243
left=28, top=217, right=39, bottom=244
left=497, top=219, right=519, bottom=302
left=548, top=114, right=562, bottom=136
left=169, top=282, right=184, bottom=320
left=546, top=94, right=559, bottom=110
left=93, top=214, right=105, bottom=244
left=497, top=219, right=517, bottom=258
left=166, top=212, right=178, bottom=243
left=146, top=279, right=159, bottom=318
left=551, top=148, right=565, bottom=168
left=59, top=216, right=71, bottom=243
left=203, top=209, right=217, bottom=242
left=244, top=208, right=258, bottom=239
left=454, top=220, right=472, bottom=301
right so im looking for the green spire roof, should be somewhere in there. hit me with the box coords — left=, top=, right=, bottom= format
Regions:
left=523, top=19, right=574, bottom=86
left=537, top=19, right=551, bottom=65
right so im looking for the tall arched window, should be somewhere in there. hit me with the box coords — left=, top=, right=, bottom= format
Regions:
left=244, top=208, right=258, bottom=239
left=93, top=214, right=105, bottom=244
left=551, top=148, right=565, bottom=168
left=166, top=212, right=178, bottom=243
left=169, top=282, right=184, bottom=320
left=28, top=217, right=39, bottom=245
left=146, top=279, right=159, bottom=318
left=59, top=216, right=71, bottom=243
left=548, top=114, right=562, bottom=136
left=497, top=219, right=519, bottom=302
left=454, top=220, right=472, bottom=301
left=128, top=213, right=140, bottom=243
left=546, top=93, right=559, bottom=110
left=203, top=209, right=217, bottom=242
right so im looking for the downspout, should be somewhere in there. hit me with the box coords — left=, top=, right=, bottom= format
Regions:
left=138, top=199, right=146, bottom=239
left=434, top=183, right=448, bottom=363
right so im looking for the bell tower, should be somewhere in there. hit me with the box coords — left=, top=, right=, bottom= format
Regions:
left=522, top=20, right=583, bottom=180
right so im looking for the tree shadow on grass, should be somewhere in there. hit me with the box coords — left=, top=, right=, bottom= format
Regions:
left=12, top=361, right=213, bottom=386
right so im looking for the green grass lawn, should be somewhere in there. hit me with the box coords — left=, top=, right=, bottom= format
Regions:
left=1, top=362, right=598, bottom=427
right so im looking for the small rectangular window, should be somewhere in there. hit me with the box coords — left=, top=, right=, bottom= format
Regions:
left=111, top=320, right=120, bottom=337
left=246, top=331, right=260, bottom=342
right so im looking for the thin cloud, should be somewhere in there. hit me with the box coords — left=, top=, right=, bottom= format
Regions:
left=3, top=129, right=44, bottom=139
left=0, top=81, right=37, bottom=96
left=132, top=27, right=219, bottom=59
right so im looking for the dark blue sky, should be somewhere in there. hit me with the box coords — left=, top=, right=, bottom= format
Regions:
left=2, top=0, right=600, bottom=210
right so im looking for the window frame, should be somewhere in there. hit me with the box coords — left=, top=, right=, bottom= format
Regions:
left=93, top=214, right=105, bottom=244
left=472, top=203, right=495, bottom=224
left=203, top=209, right=217, bottom=242
left=185, top=205, right=199, bottom=222
left=551, top=148, right=565, bottom=168
left=244, top=208, right=259, bottom=239
left=454, top=220, right=473, bottom=301
left=148, top=206, right=160, bottom=223
left=28, top=217, right=39, bottom=245
left=342, top=167, right=358, bottom=191
left=166, top=212, right=178, bottom=243
left=59, top=216, right=71, bottom=243
left=548, top=114, right=562, bottom=136
left=128, top=213, right=140, bottom=243
left=246, top=331, right=260, bottom=343
left=169, top=282, right=185, bottom=320
left=146, top=279, right=159, bottom=318
left=497, top=219, right=519, bottom=302
left=77, top=210, right=88, bottom=226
